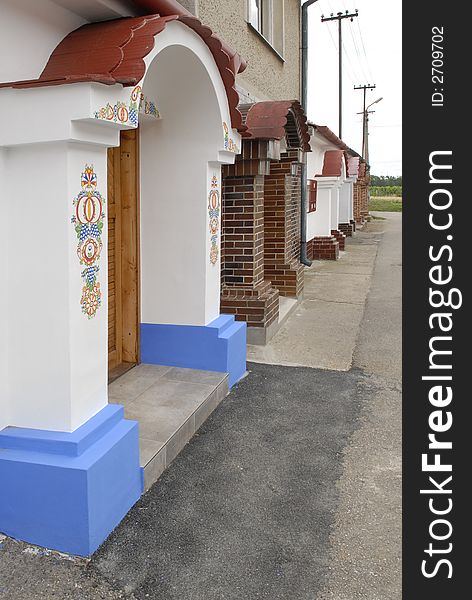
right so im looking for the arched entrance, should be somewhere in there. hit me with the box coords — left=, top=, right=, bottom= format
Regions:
left=106, top=21, right=247, bottom=386
left=0, top=13, right=247, bottom=556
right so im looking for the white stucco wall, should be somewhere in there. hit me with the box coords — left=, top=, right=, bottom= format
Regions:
left=0, top=14, right=240, bottom=431
left=339, top=181, right=354, bottom=223
left=0, top=0, right=86, bottom=83
left=0, top=148, right=8, bottom=430
left=140, top=22, right=237, bottom=327
left=5, top=143, right=109, bottom=431
left=307, top=190, right=330, bottom=238
left=307, top=131, right=346, bottom=241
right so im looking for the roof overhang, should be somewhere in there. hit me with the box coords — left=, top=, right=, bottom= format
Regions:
left=240, top=100, right=311, bottom=152
left=0, top=0, right=248, bottom=135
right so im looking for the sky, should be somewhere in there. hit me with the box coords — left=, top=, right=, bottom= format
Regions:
left=306, top=0, right=402, bottom=176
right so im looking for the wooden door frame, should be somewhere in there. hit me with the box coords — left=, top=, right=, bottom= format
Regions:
left=108, top=128, right=141, bottom=379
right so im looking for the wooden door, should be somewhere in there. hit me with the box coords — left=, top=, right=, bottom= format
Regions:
left=107, top=129, right=140, bottom=381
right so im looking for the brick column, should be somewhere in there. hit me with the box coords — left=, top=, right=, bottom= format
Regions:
left=307, top=236, right=339, bottom=260
left=264, top=150, right=304, bottom=297
left=220, top=141, right=279, bottom=332
left=361, top=170, right=371, bottom=220
left=353, top=180, right=365, bottom=225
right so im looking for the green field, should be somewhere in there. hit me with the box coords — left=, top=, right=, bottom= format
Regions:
left=369, top=196, right=402, bottom=212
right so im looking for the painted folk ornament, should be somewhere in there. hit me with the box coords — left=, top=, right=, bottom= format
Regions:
left=208, top=175, right=220, bottom=265
left=93, top=85, right=160, bottom=126
left=223, top=122, right=238, bottom=153
left=72, top=165, right=106, bottom=319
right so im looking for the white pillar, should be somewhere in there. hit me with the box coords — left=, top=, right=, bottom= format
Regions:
left=339, top=181, right=351, bottom=223
left=330, top=183, right=341, bottom=231
left=310, top=178, right=337, bottom=237
left=6, top=142, right=109, bottom=432
left=0, top=147, right=8, bottom=431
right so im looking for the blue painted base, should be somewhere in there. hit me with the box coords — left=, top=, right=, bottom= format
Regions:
left=141, top=314, right=247, bottom=388
left=0, top=405, right=142, bottom=557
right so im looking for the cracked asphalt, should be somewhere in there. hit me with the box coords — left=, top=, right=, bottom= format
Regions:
left=0, top=214, right=401, bottom=599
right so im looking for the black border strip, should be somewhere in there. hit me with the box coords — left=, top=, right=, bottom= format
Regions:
left=403, top=2, right=468, bottom=597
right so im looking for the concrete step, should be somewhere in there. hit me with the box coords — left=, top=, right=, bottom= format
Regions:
left=108, top=364, right=229, bottom=492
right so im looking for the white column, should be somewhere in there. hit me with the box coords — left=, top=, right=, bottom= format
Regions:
left=6, top=142, right=109, bottom=432
left=311, top=178, right=338, bottom=237
left=0, top=147, right=8, bottom=430
left=348, top=180, right=355, bottom=221
left=339, top=181, right=352, bottom=223
left=330, top=183, right=341, bottom=231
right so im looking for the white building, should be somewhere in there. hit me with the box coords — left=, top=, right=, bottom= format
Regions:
left=0, top=0, right=247, bottom=556
left=306, top=123, right=360, bottom=260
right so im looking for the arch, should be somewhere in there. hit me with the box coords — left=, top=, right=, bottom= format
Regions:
left=140, top=38, right=226, bottom=326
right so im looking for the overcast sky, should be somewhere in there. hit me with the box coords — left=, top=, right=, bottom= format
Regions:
left=306, top=0, right=402, bottom=176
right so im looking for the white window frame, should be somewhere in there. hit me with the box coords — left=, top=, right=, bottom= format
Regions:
left=247, top=0, right=285, bottom=59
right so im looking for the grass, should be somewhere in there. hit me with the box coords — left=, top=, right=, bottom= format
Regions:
left=369, top=196, right=402, bottom=212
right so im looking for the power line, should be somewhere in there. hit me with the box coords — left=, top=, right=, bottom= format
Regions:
left=321, top=8, right=359, bottom=138
left=347, top=18, right=369, bottom=82
left=355, top=17, right=375, bottom=82
left=316, top=4, right=360, bottom=86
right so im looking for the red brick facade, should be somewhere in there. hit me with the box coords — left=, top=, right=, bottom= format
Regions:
left=339, top=222, right=354, bottom=237
left=331, top=229, right=346, bottom=251
left=220, top=141, right=280, bottom=330
left=220, top=142, right=305, bottom=330
left=353, top=163, right=370, bottom=224
left=307, top=236, right=340, bottom=260
left=264, top=149, right=304, bottom=298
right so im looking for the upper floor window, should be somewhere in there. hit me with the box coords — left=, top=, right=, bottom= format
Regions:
left=247, top=0, right=285, bottom=58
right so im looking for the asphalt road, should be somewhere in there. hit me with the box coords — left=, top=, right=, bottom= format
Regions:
left=0, top=214, right=402, bottom=599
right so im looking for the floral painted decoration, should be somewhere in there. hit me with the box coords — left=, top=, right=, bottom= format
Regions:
left=223, top=122, right=238, bottom=153
left=143, top=97, right=160, bottom=118
left=94, top=85, right=143, bottom=127
left=72, top=165, right=106, bottom=319
left=208, top=175, right=220, bottom=265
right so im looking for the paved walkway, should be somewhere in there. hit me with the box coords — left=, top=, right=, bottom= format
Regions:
left=247, top=224, right=381, bottom=370
left=0, top=215, right=402, bottom=600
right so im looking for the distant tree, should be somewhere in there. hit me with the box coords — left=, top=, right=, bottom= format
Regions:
left=371, top=175, right=402, bottom=187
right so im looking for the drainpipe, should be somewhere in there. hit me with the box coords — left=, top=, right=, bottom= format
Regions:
left=300, top=0, right=318, bottom=267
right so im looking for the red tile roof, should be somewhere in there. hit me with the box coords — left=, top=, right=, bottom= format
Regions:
left=240, top=101, right=311, bottom=152
left=347, top=156, right=360, bottom=177
left=0, top=0, right=248, bottom=134
left=320, top=150, right=345, bottom=177
left=312, top=125, right=349, bottom=152
left=309, top=123, right=363, bottom=162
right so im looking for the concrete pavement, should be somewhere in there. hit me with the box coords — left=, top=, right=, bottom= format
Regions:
left=318, top=213, right=402, bottom=600
left=247, top=225, right=382, bottom=370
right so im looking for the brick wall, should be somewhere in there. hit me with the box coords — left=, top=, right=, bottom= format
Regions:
left=353, top=171, right=371, bottom=224
left=264, top=150, right=304, bottom=297
left=220, top=168, right=279, bottom=329
left=221, top=175, right=265, bottom=289
left=307, top=236, right=340, bottom=261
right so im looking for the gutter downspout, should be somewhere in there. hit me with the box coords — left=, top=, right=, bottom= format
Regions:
left=300, top=0, right=318, bottom=267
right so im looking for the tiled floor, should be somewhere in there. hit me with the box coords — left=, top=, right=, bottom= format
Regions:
left=109, top=364, right=229, bottom=491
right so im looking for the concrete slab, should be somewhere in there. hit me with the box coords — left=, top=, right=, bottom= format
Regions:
left=247, top=229, right=382, bottom=370
left=110, top=364, right=229, bottom=492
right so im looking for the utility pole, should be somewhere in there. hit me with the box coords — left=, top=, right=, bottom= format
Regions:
left=321, top=9, right=359, bottom=139
left=354, top=84, right=376, bottom=158
left=357, top=109, right=375, bottom=165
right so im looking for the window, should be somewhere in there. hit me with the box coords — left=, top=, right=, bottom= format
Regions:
left=308, top=179, right=317, bottom=213
left=248, top=0, right=262, bottom=31
left=247, top=0, right=285, bottom=57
